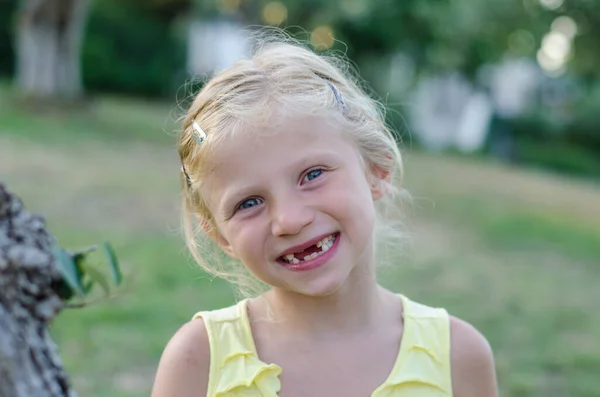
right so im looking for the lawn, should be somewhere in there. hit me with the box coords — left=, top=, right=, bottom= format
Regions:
left=1, top=87, right=599, bottom=397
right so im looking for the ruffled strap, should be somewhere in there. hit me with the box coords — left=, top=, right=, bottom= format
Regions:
left=373, top=295, right=453, bottom=396
left=193, top=300, right=282, bottom=397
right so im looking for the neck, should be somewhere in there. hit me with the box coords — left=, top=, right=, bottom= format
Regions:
left=258, top=266, right=388, bottom=337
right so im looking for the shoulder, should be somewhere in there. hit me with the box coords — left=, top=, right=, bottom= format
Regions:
left=151, top=318, right=210, bottom=397
left=449, top=315, right=499, bottom=397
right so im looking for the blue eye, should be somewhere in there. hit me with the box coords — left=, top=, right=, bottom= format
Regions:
left=238, top=197, right=262, bottom=210
left=304, top=169, right=323, bottom=182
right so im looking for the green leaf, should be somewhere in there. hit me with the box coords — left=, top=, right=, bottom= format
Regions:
left=103, top=241, right=122, bottom=285
left=51, top=278, right=74, bottom=301
left=72, top=246, right=97, bottom=287
left=83, top=281, right=93, bottom=294
left=81, top=263, right=111, bottom=296
left=72, top=246, right=97, bottom=265
left=52, top=246, right=86, bottom=297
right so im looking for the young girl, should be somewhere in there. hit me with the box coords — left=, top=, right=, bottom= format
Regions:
left=152, top=34, right=498, bottom=397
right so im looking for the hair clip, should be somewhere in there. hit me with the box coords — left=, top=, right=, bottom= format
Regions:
left=192, top=121, right=207, bottom=145
left=180, top=160, right=192, bottom=188
left=326, top=81, right=347, bottom=110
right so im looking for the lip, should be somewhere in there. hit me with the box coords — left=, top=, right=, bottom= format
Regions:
left=276, top=232, right=340, bottom=272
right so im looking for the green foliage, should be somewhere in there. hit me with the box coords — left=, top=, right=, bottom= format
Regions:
left=82, top=0, right=187, bottom=97
left=52, top=242, right=123, bottom=304
left=103, top=242, right=123, bottom=286
left=0, top=0, right=16, bottom=77
left=241, top=0, right=597, bottom=81
left=570, top=81, right=600, bottom=150
left=506, top=79, right=600, bottom=178
left=0, top=0, right=187, bottom=97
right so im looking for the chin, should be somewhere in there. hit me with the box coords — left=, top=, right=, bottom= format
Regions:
left=286, top=270, right=351, bottom=298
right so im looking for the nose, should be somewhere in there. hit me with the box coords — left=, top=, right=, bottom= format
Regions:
left=270, top=195, right=314, bottom=237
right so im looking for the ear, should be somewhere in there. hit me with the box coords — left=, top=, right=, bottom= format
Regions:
left=199, top=217, right=238, bottom=259
left=369, top=164, right=392, bottom=201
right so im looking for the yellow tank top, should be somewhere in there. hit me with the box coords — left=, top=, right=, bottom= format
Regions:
left=192, top=294, right=452, bottom=397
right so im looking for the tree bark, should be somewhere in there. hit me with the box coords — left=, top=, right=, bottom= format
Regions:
left=0, top=183, right=76, bottom=397
left=15, top=0, right=92, bottom=100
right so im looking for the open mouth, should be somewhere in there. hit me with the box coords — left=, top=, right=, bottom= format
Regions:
left=278, top=233, right=339, bottom=265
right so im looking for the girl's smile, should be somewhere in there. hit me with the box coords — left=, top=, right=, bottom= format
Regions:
left=276, top=232, right=341, bottom=272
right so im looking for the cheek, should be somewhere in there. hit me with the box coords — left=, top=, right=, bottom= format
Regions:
left=225, top=221, right=264, bottom=258
left=347, top=175, right=377, bottom=224
left=226, top=226, right=277, bottom=282
left=327, top=175, right=375, bottom=224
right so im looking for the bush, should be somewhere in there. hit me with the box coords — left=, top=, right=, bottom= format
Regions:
left=508, top=82, right=600, bottom=178
left=568, top=81, right=600, bottom=153
left=0, top=0, right=17, bottom=77
left=82, top=0, right=187, bottom=98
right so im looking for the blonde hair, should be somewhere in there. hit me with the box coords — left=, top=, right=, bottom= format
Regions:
left=178, top=31, right=408, bottom=298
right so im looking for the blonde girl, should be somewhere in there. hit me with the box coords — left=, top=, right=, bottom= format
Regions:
left=152, top=33, right=498, bottom=397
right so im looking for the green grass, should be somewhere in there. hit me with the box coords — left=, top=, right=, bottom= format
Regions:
left=1, top=88, right=599, bottom=397
left=0, top=82, right=179, bottom=146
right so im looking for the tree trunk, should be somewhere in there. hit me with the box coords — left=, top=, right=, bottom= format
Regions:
left=0, top=184, right=76, bottom=397
left=15, top=0, right=92, bottom=100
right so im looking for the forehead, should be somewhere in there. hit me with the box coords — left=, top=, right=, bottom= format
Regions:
left=213, top=115, right=354, bottom=173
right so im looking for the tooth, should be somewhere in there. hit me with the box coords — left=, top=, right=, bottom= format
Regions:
left=305, top=253, right=318, bottom=261
left=317, top=241, right=322, bottom=248
left=292, top=258, right=300, bottom=264
left=284, top=254, right=295, bottom=262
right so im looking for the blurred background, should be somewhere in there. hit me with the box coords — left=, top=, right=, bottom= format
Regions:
left=0, top=0, right=599, bottom=396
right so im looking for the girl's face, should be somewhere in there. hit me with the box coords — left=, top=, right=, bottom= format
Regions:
left=202, top=115, right=387, bottom=297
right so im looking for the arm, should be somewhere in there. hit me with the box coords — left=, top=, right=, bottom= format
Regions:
left=151, top=318, right=210, bottom=397
left=450, top=316, right=499, bottom=397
